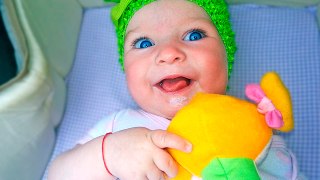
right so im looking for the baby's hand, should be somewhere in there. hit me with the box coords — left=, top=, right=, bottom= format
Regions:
left=104, top=127, right=192, bottom=180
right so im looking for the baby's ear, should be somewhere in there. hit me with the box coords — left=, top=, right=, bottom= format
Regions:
left=260, top=72, right=294, bottom=132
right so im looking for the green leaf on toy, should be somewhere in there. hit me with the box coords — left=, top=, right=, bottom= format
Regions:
left=201, top=158, right=260, bottom=180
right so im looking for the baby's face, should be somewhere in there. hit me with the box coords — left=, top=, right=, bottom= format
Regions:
left=124, top=0, right=228, bottom=119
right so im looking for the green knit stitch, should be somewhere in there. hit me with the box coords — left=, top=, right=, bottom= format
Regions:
left=114, top=0, right=154, bottom=71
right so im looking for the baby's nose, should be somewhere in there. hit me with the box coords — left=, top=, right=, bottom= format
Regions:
left=155, top=44, right=186, bottom=64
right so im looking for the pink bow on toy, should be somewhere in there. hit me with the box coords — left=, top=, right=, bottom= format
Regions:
left=245, top=84, right=284, bottom=129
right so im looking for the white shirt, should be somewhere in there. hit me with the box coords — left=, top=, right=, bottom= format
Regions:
left=78, top=108, right=170, bottom=144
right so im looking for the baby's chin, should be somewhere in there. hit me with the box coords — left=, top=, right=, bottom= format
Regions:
left=163, top=96, right=191, bottom=119
left=169, top=96, right=189, bottom=107
left=140, top=95, right=191, bottom=119
left=145, top=105, right=184, bottom=120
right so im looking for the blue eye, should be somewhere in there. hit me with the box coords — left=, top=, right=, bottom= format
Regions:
left=133, top=38, right=154, bottom=49
left=184, top=29, right=206, bottom=41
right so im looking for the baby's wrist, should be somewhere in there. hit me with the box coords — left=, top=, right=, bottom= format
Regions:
left=102, top=132, right=114, bottom=176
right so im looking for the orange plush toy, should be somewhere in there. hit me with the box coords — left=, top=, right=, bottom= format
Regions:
left=167, top=72, right=294, bottom=179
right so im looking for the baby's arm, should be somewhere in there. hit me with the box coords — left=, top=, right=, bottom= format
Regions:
left=48, top=135, right=111, bottom=180
left=48, top=127, right=192, bottom=180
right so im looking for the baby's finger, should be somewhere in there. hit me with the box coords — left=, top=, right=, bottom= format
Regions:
left=148, top=130, right=192, bottom=152
left=146, top=166, right=166, bottom=180
left=153, top=149, right=178, bottom=178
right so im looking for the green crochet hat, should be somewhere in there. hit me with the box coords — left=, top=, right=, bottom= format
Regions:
left=106, top=0, right=236, bottom=78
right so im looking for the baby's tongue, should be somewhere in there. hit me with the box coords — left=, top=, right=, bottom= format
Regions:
left=161, top=77, right=189, bottom=92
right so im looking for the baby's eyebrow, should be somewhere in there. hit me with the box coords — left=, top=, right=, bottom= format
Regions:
left=126, top=23, right=142, bottom=35
left=125, top=18, right=215, bottom=42
left=184, top=17, right=214, bottom=26
left=125, top=27, right=140, bottom=41
left=126, top=29, right=135, bottom=36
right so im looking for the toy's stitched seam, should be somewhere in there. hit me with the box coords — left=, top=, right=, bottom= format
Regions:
left=217, top=158, right=229, bottom=180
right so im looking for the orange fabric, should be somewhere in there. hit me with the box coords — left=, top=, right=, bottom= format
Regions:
left=167, top=72, right=293, bottom=179
left=261, top=72, right=294, bottom=132
left=168, top=93, right=272, bottom=177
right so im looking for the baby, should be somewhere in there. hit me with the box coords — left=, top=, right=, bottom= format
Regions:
left=48, top=0, right=301, bottom=179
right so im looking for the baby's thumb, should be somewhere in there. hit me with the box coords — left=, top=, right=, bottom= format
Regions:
left=148, top=130, right=192, bottom=152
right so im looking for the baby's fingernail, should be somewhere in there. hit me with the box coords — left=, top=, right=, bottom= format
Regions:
left=185, top=142, right=192, bottom=152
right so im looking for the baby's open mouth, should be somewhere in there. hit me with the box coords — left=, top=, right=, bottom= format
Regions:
left=156, top=76, right=192, bottom=93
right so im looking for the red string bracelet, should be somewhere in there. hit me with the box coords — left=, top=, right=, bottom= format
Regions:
left=102, top=132, right=113, bottom=176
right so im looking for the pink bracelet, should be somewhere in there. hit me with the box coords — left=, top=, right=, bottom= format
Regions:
left=102, top=132, right=113, bottom=176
